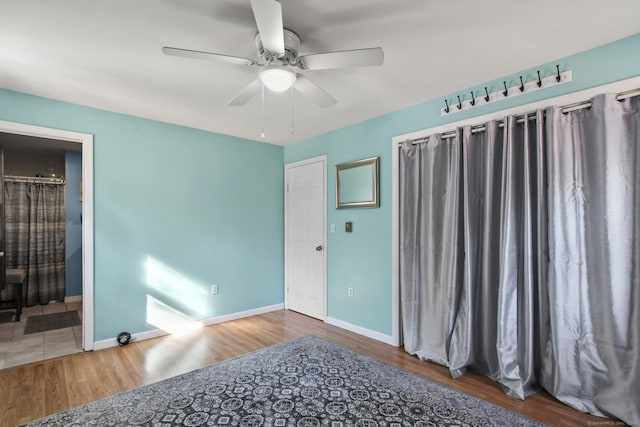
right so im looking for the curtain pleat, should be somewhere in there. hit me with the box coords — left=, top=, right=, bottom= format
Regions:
left=2, top=182, right=66, bottom=306
left=399, top=93, right=639, bottom=425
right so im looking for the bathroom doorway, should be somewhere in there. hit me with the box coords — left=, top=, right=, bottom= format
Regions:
left=0, top=126, right=92, bottom=369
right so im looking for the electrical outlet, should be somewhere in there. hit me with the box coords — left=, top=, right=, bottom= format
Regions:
left=347, top=287, right=354, bottom=298
left=211, top=284, right=219, bottom=295
left=330, top=224, right=336, bottom=233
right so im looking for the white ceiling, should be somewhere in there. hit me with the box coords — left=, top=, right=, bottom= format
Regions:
left=1, top=1, right=639, bottom=146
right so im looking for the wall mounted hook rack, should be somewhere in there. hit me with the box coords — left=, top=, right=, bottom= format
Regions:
left=441, top=66, right=572, bottom=116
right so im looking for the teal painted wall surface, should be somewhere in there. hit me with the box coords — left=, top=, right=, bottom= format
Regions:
left=284, top=33, right=640, bottom=337
left=65, top=150, right=83, bottom=297
left=0, top=92, right=284, bottom=341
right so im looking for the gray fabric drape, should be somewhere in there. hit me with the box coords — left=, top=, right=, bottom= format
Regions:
left=1, top=181, right=66, bottom=306
left=400, top=113, right=547, bottom=400
left=400, top=92, right=639, bottom=425
left=450, top=113, right=547, bottom=399
left=541, top=94, right=640, bottom=425
left=400, top=134, right=464, bottom=366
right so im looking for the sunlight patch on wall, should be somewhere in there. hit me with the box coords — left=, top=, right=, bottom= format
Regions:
left=146, top=294, right=203, bottom=336
left=145, top=255, right=209, bottom=317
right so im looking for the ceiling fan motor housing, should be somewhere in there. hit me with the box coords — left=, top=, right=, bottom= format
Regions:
left=255, top=29, right=300, bottom=65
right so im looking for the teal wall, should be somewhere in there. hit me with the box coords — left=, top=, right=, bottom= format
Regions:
left=65, top=150, right=83, bottom=297
left=284, top=33, right=640, bottom=337
left=0, top=92, right=284, bottom=341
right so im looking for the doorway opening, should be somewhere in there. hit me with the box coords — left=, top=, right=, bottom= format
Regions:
left=0, top=121, right=94, bottom=369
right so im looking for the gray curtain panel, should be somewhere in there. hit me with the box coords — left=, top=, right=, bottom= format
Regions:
left=450, top=113, right=547, bottom=399
left=541, top=94, right=640, bottom=425
left=401, top=114, right=547, bottom=400
left=400, top=134, right=464, bottom=367
left=2, top=182, right=66, bottom=306
left=400, top=93, right=639, bottom=425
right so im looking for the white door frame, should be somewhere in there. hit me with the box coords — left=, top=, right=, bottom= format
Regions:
left=284, top=155, right=327, bottom=320
left=0, top=120, right=94, bottom=350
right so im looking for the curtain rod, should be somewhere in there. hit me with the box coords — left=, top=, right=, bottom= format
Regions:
left=4, top=175, right=66, bottom=184
left=408, top=87, right=640, bottom=144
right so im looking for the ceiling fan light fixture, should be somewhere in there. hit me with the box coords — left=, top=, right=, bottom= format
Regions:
left=259, top=67, right=296, bottom=92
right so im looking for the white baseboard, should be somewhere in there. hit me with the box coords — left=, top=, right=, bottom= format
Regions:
left=326, top=316, right=397, bottom=346
left=200, top=303, right=284, bottom=327
left=64, top=295, right=83, bottom=303
left=93, top=303, right=284, bottom=351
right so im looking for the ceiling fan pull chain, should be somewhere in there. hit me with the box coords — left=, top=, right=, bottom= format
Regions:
left=260, top=80, right=267, bottom=139
left=290, top=73, right=295, bottom=135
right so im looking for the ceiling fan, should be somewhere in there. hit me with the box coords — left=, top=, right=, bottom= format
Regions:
left=162, top=0, right=384, bottom=108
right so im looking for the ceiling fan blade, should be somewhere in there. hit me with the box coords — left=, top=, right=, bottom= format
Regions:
left=299, top=47, right=384, bottom=70
left=228, top=78, right=262, bottom=106
left=162, top=46, right=256, bottom=67
left=250, top=0, right=285, bottom=56
left=294, top=75, right=337, bottom=108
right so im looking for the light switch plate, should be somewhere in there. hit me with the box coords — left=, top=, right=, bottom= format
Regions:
left=345, top=222, right=353, bottom=233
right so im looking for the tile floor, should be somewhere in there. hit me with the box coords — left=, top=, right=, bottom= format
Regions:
left=0, top=301, right=83, bottom=369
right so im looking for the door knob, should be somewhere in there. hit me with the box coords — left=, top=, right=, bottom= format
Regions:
left=315, top=245, right=323, bottom=252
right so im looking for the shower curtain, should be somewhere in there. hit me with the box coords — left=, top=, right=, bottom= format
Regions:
left=400, top=93, right=639, bottom=425
left=2, top=181, right=66, bottom=306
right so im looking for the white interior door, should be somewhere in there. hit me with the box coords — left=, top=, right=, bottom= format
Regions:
left=285, top=156, right=326, bottom=320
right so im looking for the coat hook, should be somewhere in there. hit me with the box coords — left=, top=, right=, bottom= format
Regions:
left=470, top=91, right=476, bottom=106
left=444, top=99, right=450, bottom=113
left=555, top=64, right=561, bottom=82
left=519, top=76, right=525, bottom=92
left=484, top=87, right=490, bottom=102
left=503, top=81, right=508, bottom=97
left=537, top=70, right=542, bottom=87
left=457, top=95, right=463, bottom=110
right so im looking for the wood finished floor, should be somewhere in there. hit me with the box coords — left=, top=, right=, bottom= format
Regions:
left=0, top=309, right=615, bottom=427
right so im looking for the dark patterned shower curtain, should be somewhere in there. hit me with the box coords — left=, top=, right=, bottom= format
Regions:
left=1, top=181, right=66, bottom=306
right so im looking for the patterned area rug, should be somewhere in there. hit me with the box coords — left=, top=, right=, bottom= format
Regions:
left=24, top=311, right=81, bottom=334
left=24, top=335, right=545, bottom=426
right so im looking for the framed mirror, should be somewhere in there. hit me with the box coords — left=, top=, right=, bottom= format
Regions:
left=335, top=157, right=379, bottom=209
